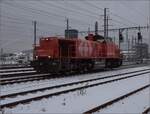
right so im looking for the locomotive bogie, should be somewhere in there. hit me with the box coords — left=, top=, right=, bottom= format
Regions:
left=31, top=58, right=95, bottom=73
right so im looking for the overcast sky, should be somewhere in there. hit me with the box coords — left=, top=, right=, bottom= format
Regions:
left=0, top=0, right=150, bottom=53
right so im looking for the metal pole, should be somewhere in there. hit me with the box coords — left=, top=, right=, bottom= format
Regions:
left=106, top=16, right=109, bottom=38
left=0, top=2, right=2, bottom=67
left=104, top=8, right=107, bottom=39
left=126, top=29, right=129, bottom=61
left=33, top=21, right=37, bottom=60
left=131, top=36, right=134, bottom=62
left=88, top=27, right=90, bottom=34
left=138, top=26, right=140, bottom=44
left=66, top=18, right=69, bottom=38
left=149, top=1, right=150, bottom=59
left=128, top=39, right=130, bottom=62
left=119, top=29, right=120, bottom=48
left=131, top=36, right=134, bottom=49
left=95, top=21, right=98, bottom=35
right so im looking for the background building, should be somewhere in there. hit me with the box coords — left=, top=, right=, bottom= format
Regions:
left=133, top=43, right=149, bottom=61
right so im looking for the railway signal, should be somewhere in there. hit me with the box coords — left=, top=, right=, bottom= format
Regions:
left=118, top=28, right=124, bottom=48
left=33, top=20, right=37, bottom=60
left=119, top=32, right=124, bottom=42
left=137, top=32, right=142, bottom=43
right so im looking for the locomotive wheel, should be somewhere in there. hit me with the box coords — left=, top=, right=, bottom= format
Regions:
left=78, top=62, right=86, bottom=73
left=79, top=64, right=85, bottom=73
left=119, top=59, right=123, bottom=66
left=34, top=67, right=41, bottom=73
left=87, top=62, right=94, bottom=70
left=105, top=60, right=112, bottom=68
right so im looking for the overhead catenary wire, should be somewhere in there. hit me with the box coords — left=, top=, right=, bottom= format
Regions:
left=2, top=15, right=66, bottom=29
left=1, top=1, right=146, bottom=29
left=2, top=1, right=90, bottom=25
left=84, top=1, right=138, bottom=26
left=65, top=1, right=131, bottom=28
left=40, top=1, right=100, bottom=20
left=119, top=1, right=147, bottom=19
left=1, top=1, right=93, bottom=36
left=2, top=1, right=138, bottom=33
left=66, top=1, right=103, bottom=18
left=1, top=0, right=149, bottom=52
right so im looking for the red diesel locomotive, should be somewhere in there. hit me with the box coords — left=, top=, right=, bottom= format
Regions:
left=31, top=33, right=123, bottom=73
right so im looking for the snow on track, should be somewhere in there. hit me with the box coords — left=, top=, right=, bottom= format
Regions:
left=0, top=71, right=35, bottom=76
left=95, top=87, right=150, bottom=113
left=2, top=72, right=150, bottom=113
left=0, top=67, right=33, bottom=72
left=1, top=70, right=149, bottom=104
left=1, top=66, right=150, bottom=95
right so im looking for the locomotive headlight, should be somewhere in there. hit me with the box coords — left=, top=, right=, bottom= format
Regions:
left=48, top=56, right=51, bottom=58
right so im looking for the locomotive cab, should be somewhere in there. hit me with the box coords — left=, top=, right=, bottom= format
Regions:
left=31, top=37, right=60, bottom=72
left=35, top=37, right=59, bottom=59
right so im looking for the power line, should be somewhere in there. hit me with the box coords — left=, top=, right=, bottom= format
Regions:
left=67, top=1, right=131, bottom=28
left=2, top=1, right=137, bottom=33
left=2, top=1, right=90, bottom=25
left=79, top=25, right=150, bottom=34
left=66, top=1, right=103, bottom=17
left=80, top=1, right=131, bottom=27
left=111, top=19, right=129, bottom=27
left=1, top=20, right=30, bottom=26
left=2, top=2, right=64, bottom=20
left=40, top=1, right=100, bottom=20
left=2, top=14, right=66, bottom=29
left=119, top=1, right=146, bottom=18
left=1, top=23, right=33, bottom=30
left=84, top=1, right=138, bottom=26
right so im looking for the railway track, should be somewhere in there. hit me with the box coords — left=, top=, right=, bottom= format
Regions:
left=142, top=107, right=150, bottom=114
left=1, top=64, right=150, bottom=85
left=0, top=73, right=51, bottom=85
left=0, top=70, right=36, bottom=78
left=1, top=68, right=149, bottom=99
left=0, top=62, right=148, bottom=77
left=83, top=84, right=150, bottom=114
left=1, top=69, right=150, bottom=109
left=0, top=65, right=30, bottom=70
left=0, top=68, right=112, bottom=85
left=0, top=67, right=33, bottom=73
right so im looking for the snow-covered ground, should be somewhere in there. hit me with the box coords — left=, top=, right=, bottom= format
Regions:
left=1, top=66, right=150, bottom=95
left=2, top=67, right=150, bottom=113
left=96, top=88, right=150, bottom=113
left=1, top=69, right=149, bottom=104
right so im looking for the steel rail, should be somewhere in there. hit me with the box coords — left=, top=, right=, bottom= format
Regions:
left=1, top=69, right=149, bottom=99
left=83, top=84, right=150, bottom=114
left=0, top=75, right=51, bottom=85
left=1, top=70, right=150, bottom=108
left=0, top=69, right=33, bottom=73
left=0, top=63, right=148, bottom=78
left=0, top=71, right=37, bottom=78
left=1, top=68, right=150, bottom=98
left=0, top=66, right=31, bottom=70
left=142, top=107, right=150, bottom=114
left=0, top=73, right=50, bottom=82
left=1, top=67, right=150, bottom=85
